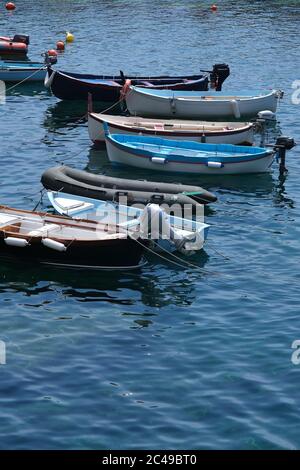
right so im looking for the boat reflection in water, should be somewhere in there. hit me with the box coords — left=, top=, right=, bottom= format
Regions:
left=0, top=247, right=209, bottom=309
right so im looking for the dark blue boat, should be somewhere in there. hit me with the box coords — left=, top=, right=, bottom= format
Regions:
left=45, top=63, right=230, bottom=102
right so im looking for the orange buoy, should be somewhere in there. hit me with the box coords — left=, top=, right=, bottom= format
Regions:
left=6, top=2, right=16, bottom=10
left=211, top=4, right=218, bottom=11
left=48, top=49, right=58, bottom=57
left=56, top=41, right=65, bottom=51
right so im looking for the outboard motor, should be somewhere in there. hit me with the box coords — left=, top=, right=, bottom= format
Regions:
left=274, top=136, right=296, bottom=174
left=138, top=204, right=202, bottom=255
left=275, top=136, right=295, bottom=151
left=43, top=51, right=58, bottom=66
left=257, top=110, right=277, bottom=122
left=12, top=34, right=30, bottom=45
left=210, top=63, right=230, bottom=91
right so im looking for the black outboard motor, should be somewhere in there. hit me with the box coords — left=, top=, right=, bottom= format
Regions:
left=275, top=136, right=295, bottom=151
left=210, top=63, right=230, bottom=91
left=274, top=136, right=296, bottom=174
left=43, top=51, right=58, bottom=66
left=12, top=34, right=30, bottom=45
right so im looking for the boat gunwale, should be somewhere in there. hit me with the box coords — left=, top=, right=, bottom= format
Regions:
left=0, top=205, right=132, bottom=243
left=129, top=86, right=278, bottom=102
left=107, top=134, right=274, bottom=165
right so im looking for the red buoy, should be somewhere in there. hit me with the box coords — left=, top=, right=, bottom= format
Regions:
left=6, top=2, right=16, bottom=10
left=56, top=41, right=65, bottom=51
left=211, top=4, right=218, bottom=11
left=48, top=49, right=58, bottom=57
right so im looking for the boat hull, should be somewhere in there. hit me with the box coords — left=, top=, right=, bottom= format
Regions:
left=41, top=165, right=217, bottom=205
left=47, top=192, right=209, bottom=254
left=105, top=136, right=275, bottom=175
left=0, top=66, right=46, bottom=82
left=0, top=206, right=144, bottom=270
left=0, top=42, right=28, bottom=56
left=88, top=113, right=255, bottom=145
left=45, top=67, right=211, bottom=101
left=0, top=236, right=144, bottom=269
left=126, top=87, right=280, bottom=119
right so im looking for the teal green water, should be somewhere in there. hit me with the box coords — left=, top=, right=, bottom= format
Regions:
left=0, top=0, right=300, bottom=449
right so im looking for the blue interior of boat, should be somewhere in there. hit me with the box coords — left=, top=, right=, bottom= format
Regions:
left=80, top=78, right=122, bottom=86
left=112, top=133, right=266, bottom=154
left=109, top=133, right=271, bottom=163
left=0, top=61, right=42, bottom=69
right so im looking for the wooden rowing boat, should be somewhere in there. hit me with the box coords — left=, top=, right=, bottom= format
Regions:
left=0, top=206, right=144, bottom=270
left=88, top=112, right=255, bottom=145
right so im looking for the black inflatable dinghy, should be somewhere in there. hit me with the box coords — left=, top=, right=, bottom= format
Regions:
left=41, top=166, right=217, bottom=206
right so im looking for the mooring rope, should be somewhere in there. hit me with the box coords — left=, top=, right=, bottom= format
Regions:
left=129, top=234, right=225, bottom=276
left=204, top=241, right=230, bottom=261
left=145, top=238, right=224, bottom=275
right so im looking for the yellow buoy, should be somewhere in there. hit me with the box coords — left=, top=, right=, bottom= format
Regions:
left=66, top=32, right=74, bottom=43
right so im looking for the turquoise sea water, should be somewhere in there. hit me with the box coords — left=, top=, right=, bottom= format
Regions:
left=0, top=0, right=300, bottom=450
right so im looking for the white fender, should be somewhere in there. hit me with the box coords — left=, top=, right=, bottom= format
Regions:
left=42, top=238, right=67, bottom=252
left=206, top=161, right=223, bottom=168
left=44, top=69, right=55, bottom=88
left=151, top=157, right=166, bottom=164
left=231, top=99, right=241, bottom=118
left=4, top=237, right=29, bottom=247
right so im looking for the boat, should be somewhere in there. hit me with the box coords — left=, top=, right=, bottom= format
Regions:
left=104, top=128, right=276, bottom=175
left=47, top=191, right=210, bottom=255
left=0, top=52, right=57, bottom=83
left=125, top=86, right=283, bottom=119
left=41, top=166, right=217, bottom=205
left=0, top=34, right=29, bottom=57
left=44, top=63, right=230, bottom=101
left=88, top=112, right=255, bottom=146
left=0, top=205, right=144, bottom=270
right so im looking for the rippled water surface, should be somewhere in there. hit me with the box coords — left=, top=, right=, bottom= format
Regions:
left=0, top=0, right=300, bottom=450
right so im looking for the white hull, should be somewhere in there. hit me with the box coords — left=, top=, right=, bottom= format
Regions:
left=0, top=69, right=46, bottom=82
left=88, top=113, right=255, bottom=145
left=106, top=139, right=274, bottom=175
left=48, top=192, right=209, bottom=254
left=126, top=87, right=280, bottom=119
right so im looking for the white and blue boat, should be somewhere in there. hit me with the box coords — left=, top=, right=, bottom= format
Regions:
left=125, top=86, right=283, bottom=119
left=47, top=191, right=209, bottom=255
left=0, top=53, right=57, bottom=83
left=104, top=128, right=276, bottom=175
